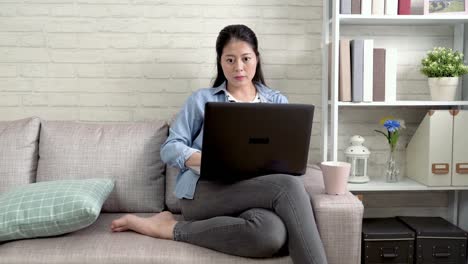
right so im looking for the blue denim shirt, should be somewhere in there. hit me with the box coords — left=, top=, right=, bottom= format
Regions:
left=160, top=82, right=289, bottom=199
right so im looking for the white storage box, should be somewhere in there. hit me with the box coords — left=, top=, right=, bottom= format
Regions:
left=452, top=110, right=468, bottom=186
left=406, top=110, right=468, bottom=187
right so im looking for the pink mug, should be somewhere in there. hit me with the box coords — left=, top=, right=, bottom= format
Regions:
left=320, top=161, right=351, bottom=195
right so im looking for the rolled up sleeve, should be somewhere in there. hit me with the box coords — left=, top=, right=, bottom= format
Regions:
left=160, top=93, right=203, bottom=170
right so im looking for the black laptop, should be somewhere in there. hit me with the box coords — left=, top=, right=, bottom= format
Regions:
left=196, top=102, right=314, bottom=182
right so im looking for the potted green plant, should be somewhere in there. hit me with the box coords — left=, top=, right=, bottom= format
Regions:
left=421, top=47, right=468, bottom=101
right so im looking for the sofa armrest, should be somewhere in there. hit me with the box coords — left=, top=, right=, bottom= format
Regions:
left=302, top=165, right=364, bottom=264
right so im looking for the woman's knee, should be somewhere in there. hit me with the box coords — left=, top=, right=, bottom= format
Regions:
left=262, top=174, right=305, bottom=194
left=240, top=209, right=287, bottom=257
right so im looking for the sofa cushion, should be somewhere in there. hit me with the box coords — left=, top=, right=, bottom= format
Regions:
left=0, top=213, right=292, bottom=264
left=0, top=178, right=114, bottom=242
left=164, top=115, right=182, bottom=213
left=0, top=117, right=41, bottom=193
left=301, top=164, right=326, bottom=195
left=165, top=166, right=181, bottom=213
left=36, top=120, right=168, bottom=213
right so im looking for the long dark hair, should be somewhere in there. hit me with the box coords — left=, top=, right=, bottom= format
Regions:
left=212, top=24, right=266, bottom=88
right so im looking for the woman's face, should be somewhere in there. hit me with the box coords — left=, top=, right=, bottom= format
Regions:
left=220, top=40, right=258, bottom=90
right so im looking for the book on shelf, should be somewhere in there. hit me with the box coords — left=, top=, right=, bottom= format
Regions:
left=361, top=0, right=372, bottom=15
left=341, top=0, right=352, bottom=14
left=372, top=0, right=385, bottom=15
left=351, top=0, right=361, bottom=14
left=338, top=41, right=397, bottom=103
left=373, top=48, right=386, bottom=102
left=385, top=0, right=398, bottom=15
left=385, top=48, right=397, bottom=102
left=351, top=39, right=364, bottom=102
left=362, top=39, right=374, bottom=102
left=398, top=0, right=411, bottom=14
left=410, top=0, right=424, bottom=15
left=339, top=39, right=352, bottom=102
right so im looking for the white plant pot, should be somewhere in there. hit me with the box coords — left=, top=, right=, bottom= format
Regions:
left=428, top=77, right=459, bottom=101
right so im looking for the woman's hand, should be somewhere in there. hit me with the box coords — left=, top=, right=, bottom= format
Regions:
left=185, top=152, right=201, bottom=167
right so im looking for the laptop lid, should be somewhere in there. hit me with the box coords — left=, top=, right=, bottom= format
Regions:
left=200, top=102, right=314, bottom=182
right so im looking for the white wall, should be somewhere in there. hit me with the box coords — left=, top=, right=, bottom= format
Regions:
left=0, top=0, right=323, bottom=159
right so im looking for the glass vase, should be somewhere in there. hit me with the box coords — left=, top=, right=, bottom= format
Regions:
left=385, top=148, right=399, bottom=183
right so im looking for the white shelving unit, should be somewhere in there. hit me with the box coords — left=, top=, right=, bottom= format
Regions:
left=336, top=101, right=468, bottom=106
left=339, top=15, right=468, bottom=25
left=349, top=178, right=468, bottom=192
left=322, top=12, right=468, bottom=162
left=321, top=0, right=468, bottom=226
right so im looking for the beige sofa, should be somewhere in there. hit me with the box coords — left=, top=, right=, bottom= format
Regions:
left=0, top=117, right=363, bottom=264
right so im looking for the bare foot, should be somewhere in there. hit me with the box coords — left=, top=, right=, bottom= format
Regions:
left=110, top=211, right=177, bottom=240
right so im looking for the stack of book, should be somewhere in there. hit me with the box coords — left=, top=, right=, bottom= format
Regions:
left=340, top=0, right=411, bottom=15
left=337, top=39, right=397, bottom=102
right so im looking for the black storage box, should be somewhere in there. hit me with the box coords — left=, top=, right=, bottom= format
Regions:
left=398, top=216, right=468, bottom=264
left=362, top=218, right=415, bottom=264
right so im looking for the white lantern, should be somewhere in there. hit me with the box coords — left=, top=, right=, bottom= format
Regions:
left=345, top=135, right=370, bottom=183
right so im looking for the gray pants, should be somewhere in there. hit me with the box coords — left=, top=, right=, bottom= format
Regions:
left=173, top=174, right=328, bottom=264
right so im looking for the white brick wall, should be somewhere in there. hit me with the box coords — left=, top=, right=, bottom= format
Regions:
left=0, top=1, right=323, bottom=160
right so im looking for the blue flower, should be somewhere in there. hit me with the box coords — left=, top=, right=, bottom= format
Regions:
left=383, top=120, right=400, bottom=132
left=375, top=118, right=404, bottom=152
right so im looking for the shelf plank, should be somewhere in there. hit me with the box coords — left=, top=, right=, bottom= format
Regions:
left=339, top=15, right=468, bottom=25
left=348, top=177, right=468, bottom=191
left=335, top=101, right=468, bottom=106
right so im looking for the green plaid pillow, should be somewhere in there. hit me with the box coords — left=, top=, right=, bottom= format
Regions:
left=0, top=178, right=114, bottom=242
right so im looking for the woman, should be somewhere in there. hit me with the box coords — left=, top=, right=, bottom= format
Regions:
left=111, top=24, right=327, bottom=264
